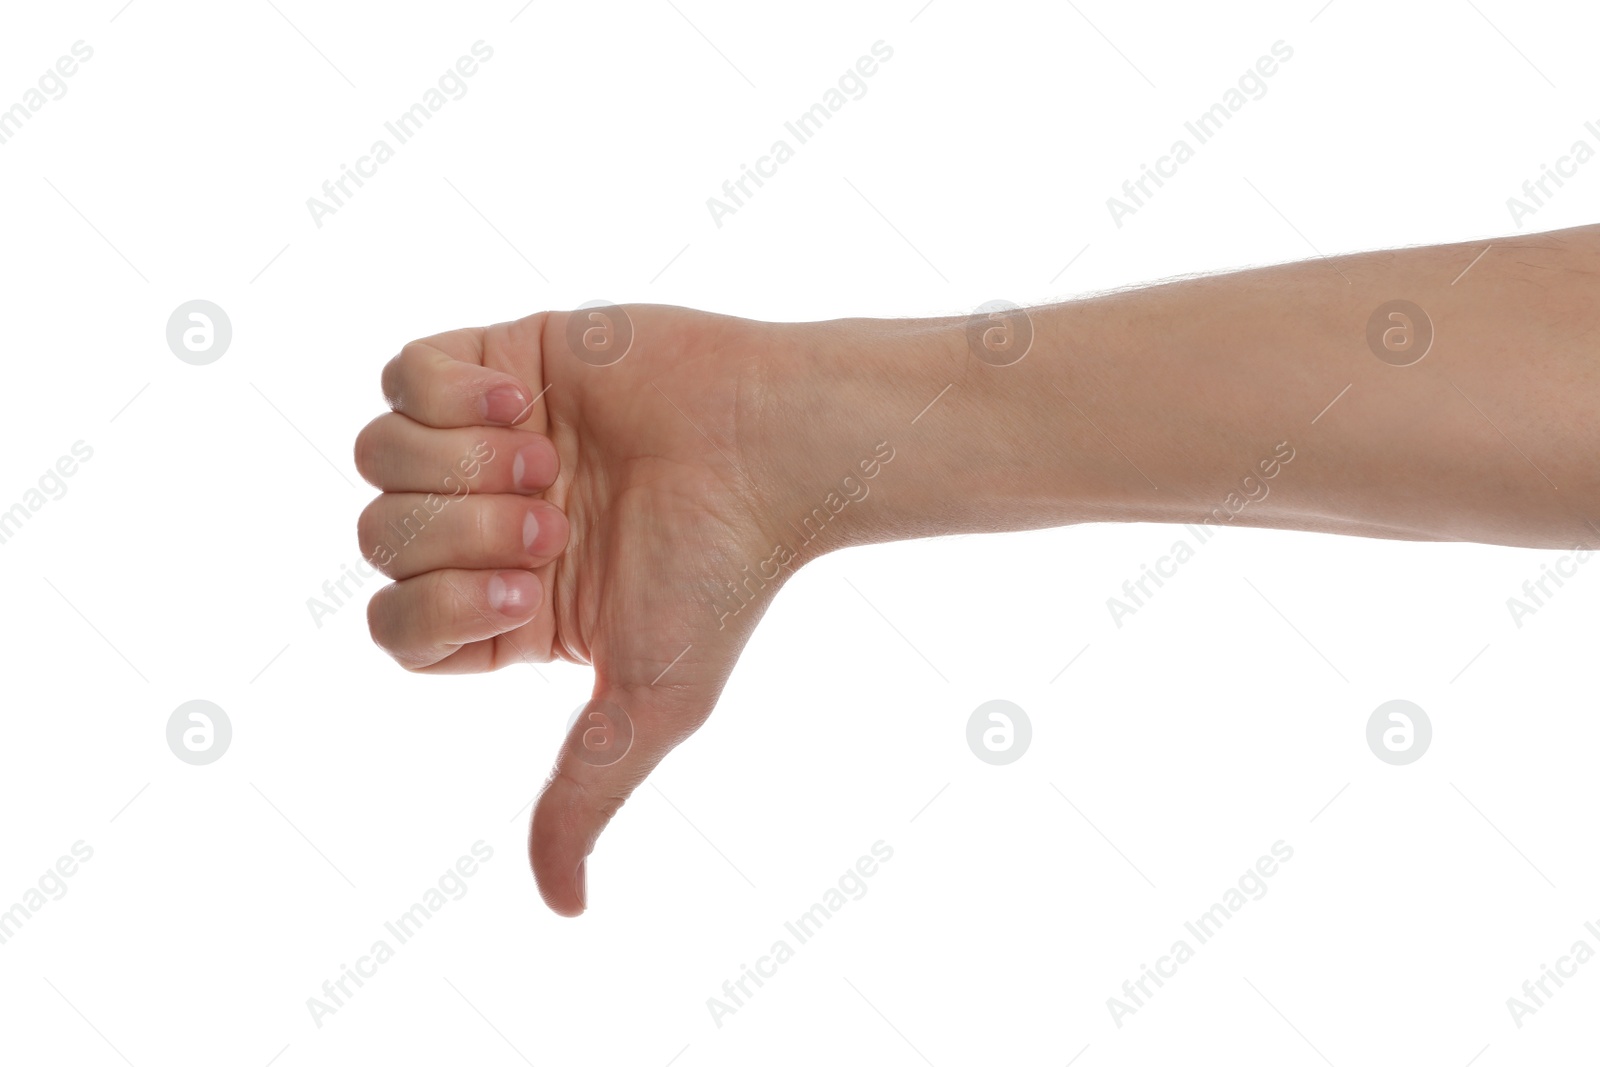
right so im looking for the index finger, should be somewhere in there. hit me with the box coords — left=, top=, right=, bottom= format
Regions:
left=382, top=336, right=535, bottom=429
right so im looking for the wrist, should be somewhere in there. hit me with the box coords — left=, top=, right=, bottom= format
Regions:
left=748, top=311, right=1097, bottom=561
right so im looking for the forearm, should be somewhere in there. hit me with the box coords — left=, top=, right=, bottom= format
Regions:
left=762, top=225, right=1600, bottom=554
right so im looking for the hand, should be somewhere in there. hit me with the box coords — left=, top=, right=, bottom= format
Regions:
left=354, top=226, right=1600, bottom=916
left=355, top=304, right=797, bottom=916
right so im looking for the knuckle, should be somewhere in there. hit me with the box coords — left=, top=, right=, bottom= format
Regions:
left=352, top=416, right=387, bottom=486
left=365, top=586, right=399, bottom=652
left=366, top=582, right=442, bottom=670
left=388, top=342, right=442, bottom=414
left=355, top=498, right=384, bottom=561
left=357, top=500, right=407, bottom=578
left=380, top=350, right=408, bottom=411
left=432, top=571, right=482, bottom=629
left=467, top=498, right=501, bottom=562
left=552, top=768, right=629, bottom=823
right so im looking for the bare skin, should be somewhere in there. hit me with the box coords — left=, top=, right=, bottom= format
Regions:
left=355, top=223, right=1600, bottom=916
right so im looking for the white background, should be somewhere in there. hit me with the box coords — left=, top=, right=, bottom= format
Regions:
left=1, top=0, right=1597, bottom=1063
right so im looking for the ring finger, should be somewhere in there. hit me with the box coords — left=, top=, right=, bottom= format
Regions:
left=358, top=493, right=571, bottom=581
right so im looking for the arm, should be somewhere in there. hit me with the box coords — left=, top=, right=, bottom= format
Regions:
left=760, top=224, right=1600, bottom=556
left=358, top=223, right=1600, bottom=915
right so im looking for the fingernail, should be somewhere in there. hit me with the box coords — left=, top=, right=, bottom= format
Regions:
left=481, top=384, right=529, bottom=425
left=486, top=570, right=539, bottom=616
left=513, top=443, right=550, bottom=490
left=574, top=858, right=587, bottom=910
left=522, top=510, right=540, bottom=552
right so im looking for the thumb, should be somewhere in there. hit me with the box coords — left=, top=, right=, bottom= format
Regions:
left=528, top=679, right=720, bottom=916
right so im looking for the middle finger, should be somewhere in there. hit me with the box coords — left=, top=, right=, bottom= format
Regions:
left=358, top=492, right=571, bottom=580
left=354, top=414, right=560, bottom=494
